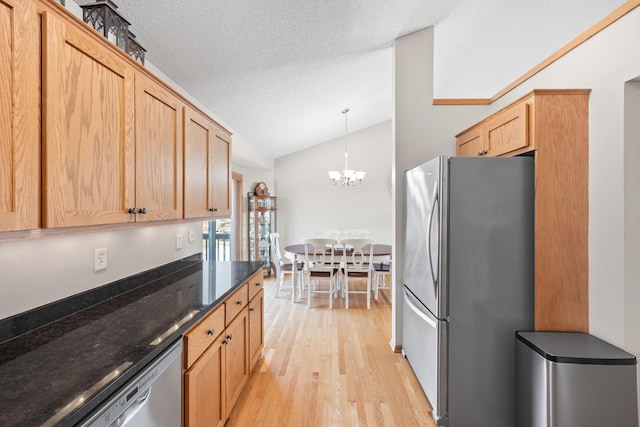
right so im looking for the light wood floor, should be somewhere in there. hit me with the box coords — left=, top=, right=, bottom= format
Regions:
left=226, top=276, right=437, bottom=427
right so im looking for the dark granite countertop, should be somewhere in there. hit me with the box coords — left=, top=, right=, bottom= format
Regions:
left=0, top=257, right=263, bottom=427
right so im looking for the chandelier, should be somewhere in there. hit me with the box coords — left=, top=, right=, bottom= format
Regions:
left=328, top=108, right=366, bottom=186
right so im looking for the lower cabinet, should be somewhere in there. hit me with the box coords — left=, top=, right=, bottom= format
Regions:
left=224, top=307, right=249, bottom=412
left=249, top=289, right=264, bottom=370
left=184, top=338, right=225, bottom=427
left=184, top=270, right=264, bottom=427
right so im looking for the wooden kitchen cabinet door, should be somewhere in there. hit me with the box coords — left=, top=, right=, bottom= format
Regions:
left=0, top=0, right=40, bottom=232
left=211, top=127, right=231, bottom=217
left=185, top=337, right=225, bottom=427
left=456, top=125, right=485, bottom=157
left=225, top=307, right=249, bottom=415
left=248, top=289, right=264, bottom=371
left=134, top=72, right=184, bottom=221
left=42, top=11, right=135, bottom=228
left=485, top=101, right=529, bottom=156
left=184, top=107, right=214, bottom=219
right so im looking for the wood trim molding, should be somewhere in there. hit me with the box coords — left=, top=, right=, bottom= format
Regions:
left=433, top=98, right=491, bottom=105
left=432, top=0, right=640, bottom=105
left=232, top=172, right=244, bottom=261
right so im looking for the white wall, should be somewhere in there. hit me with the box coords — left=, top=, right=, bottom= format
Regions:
left=273, top=121, right=393, bottom=249
left=625, top=80, right=640, bottom=410
left=395, top=9, right=640, bottom=417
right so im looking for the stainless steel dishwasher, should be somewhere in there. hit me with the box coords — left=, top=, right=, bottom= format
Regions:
left=79, top=339, right=182, bottom=427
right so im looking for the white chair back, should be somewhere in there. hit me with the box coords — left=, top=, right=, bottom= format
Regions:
left=340, top=238, right=375, bottom=270
left=270, top=233, right=283, bottom=266
left=342, top=229, right=370, bottom=239
left=302, top=238, right=337, bottom=271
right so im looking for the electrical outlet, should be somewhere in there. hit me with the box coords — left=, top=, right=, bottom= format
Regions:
left=94, top=248, right=107, bottom=272
left=176, top=233, right=183, bottom=249
left=188, top=228, right=195, bottom=243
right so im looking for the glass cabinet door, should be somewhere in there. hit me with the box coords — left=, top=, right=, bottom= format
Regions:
left=248, top=195, right=277, bottom=274
left=257, top=210, right=273, bottom=265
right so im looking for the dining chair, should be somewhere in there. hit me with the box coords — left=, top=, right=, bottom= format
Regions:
left=270, top=233, right=304, bottom=302
left=372, top=260, right=391, bottom=300
left=340, top=238, right=375, bottom=309
left=341, top=229, right=370, bottom=239
left=301, top=238, right=339, bottom=309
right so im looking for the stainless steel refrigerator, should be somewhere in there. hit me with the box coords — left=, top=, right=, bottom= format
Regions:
left=402, top=155, right=535, bottom=427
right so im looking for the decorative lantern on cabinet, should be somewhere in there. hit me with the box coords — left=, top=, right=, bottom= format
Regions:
left=80, top=0, right=130, bottom=51
left=126, top=31, right=146, bottom=64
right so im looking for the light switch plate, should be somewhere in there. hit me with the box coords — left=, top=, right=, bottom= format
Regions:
left=176, top=233, right=183, bottom=249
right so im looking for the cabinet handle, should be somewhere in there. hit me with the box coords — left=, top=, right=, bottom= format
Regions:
left=138, top=208, right=147, bottom=215
left=209, top=208, right=218, bottom=212
left=128, top=208, right=137, bottom=214
left=222, top=339, right=228, bottom=344
left=236, top=300, right=242, bottom=305
left=255, top=282, right=261, bottom=287
left=207, top=329, right=215, bottom=336
left=226, top=334, right=233, bottom=340
left=249, top=307, right=255, bottom=312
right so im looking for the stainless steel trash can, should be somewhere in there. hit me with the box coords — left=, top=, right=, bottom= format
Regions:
left=516, top=331, right=638, bottom=427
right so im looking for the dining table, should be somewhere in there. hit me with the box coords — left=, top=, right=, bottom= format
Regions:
left=283, top=243, right=392, bottom=301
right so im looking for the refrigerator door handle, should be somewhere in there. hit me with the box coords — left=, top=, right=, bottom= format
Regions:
left=426, top=181, right=439, bottom=288
left=403, top=288, right=437, bottom=328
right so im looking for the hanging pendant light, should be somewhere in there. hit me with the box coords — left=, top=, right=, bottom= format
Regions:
left=328, top=108, right=366, bottom=186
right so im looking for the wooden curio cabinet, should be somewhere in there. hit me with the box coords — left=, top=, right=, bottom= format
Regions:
left=248, top=183, right=276, bottom=275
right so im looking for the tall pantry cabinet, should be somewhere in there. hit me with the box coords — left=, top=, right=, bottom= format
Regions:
left=0, top=0, right=40, bottom=232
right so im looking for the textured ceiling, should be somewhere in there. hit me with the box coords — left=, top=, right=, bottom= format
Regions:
left=74, top=0, right=460, bottom=159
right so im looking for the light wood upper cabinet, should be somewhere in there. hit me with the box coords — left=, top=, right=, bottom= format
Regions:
left=184, top=107, right=214, bottom=219
left=485, top=101, right=529, bottom=156
left=42, top=10, right=135, bottom=228
left=0, top=0, right=40, bottom=232
left=183, top=108, right=230, bottom=219
left=134, top=72, right=184, bottom=221
left=456, top=125, right=485, bottom=157
left=212, top=127, right=231, bottom=217
left=6, top=1, right=231, bottom=233
left=457, top=96, right=530, bottom=157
